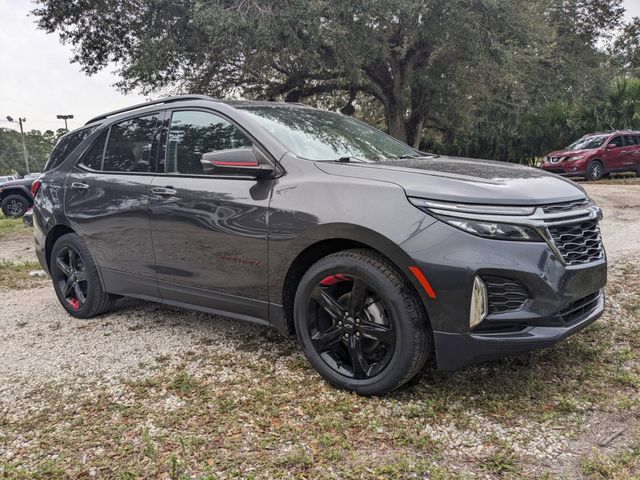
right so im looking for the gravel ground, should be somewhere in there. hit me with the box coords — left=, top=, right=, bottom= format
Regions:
left=0, top=184, right=638, bottom=479
left=0, top=231, right=34, bottom=264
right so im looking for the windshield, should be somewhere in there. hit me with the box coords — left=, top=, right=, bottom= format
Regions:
left=241, top=106, right=420, bottom=161
left=565, top=135, right=608, bottom=151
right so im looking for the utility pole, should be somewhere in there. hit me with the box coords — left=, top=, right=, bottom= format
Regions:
left=56, top=114, right=74, bottom=131
left=6, top=116, right=30, bottom=175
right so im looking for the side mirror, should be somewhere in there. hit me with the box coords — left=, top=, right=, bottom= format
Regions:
left=200, top=146, right=274, bottom=177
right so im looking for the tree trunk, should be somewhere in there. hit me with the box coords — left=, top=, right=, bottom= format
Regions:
left=387, top=108, right=408, bottom=144
left=406, top=115, right=424, bottom=149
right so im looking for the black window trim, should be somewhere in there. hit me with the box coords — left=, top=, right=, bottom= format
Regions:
left=155, top=106, right=282, bottom=180
left=75, top=110, right=166, bottom=176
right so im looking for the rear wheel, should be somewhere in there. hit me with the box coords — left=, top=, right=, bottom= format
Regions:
left=1, top=194, right=28, bottom=217
left=293, top=249, right=431, bottom=396
left=587, top=160, right=604, bottom=181
left=50, top=233, right=117, bottom=318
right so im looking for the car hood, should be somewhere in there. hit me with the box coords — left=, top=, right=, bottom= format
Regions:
left=546, top=149, right=590, bottom=157
left=315, top=155, right=587, bottom=205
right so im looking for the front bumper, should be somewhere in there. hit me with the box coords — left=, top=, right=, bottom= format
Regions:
left=433, top=290, right=604, bottom=370
left=541, top=163, right=587, bottom=176
left=400, top=219, right=607, bottom=371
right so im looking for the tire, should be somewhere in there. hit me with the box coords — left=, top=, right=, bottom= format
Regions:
left=293, top=249, right=431, bottom=396
left=1, top=194, right=28, bottom=217
left=586, top=160, right=604, bottom=181
left=50, top=233, right=117, bottom=318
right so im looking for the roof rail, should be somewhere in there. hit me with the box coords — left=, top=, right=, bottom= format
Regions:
left=84, top=94, right=216, bottom=125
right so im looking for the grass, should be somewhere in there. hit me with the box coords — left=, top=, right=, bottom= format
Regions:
left=0, top=260, right=47, bottom=289
left=0, top=260, right=638, bottom=478
left=0, top=213, right=30, bottom=239
left=572, top=173, right=640, bottom=185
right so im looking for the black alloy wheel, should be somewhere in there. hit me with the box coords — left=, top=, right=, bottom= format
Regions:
left=50, top=233, right=117, bottom=318
left=53, top=245, right=88, bottom=311
left=294, top=249, right=431, bottom=396
left=307, top=272, right=396, bottom=380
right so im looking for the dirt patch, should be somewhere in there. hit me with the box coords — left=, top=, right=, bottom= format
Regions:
left=0, top=234, right=37, bottom=264
left=584, top=184, right=640, bottom=262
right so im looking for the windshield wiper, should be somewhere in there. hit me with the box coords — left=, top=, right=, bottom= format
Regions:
left=335, top=156, right=368, bottom=163
left=392, top=153, right=440, bottom=160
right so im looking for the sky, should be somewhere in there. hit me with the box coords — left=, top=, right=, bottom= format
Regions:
left=1, top=0, right=640, bottom=134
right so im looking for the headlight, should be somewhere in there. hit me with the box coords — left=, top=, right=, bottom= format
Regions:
left=439, top=215, right=543, bottom=241
left=409, top=198, right=544, bottom=242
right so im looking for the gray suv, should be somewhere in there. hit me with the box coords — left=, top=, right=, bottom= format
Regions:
left=32, top=95, right=606, bottom=395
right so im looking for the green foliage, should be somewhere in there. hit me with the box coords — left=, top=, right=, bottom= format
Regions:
left=30, top=0, right=637, bottom=162
left=0, top=128, right=60, bottom=175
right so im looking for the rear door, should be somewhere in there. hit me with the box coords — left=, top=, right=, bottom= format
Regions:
left=622, top=135, right=640, bottom=170
left=148, top=109, right=273, bottom=321
left=65, top=112, right=164, bottom=297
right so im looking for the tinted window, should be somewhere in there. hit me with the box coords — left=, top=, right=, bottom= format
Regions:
left=80, top=132, right=108, bottom=170
left=102, top=114, right=160, bottom=172
left=608, top=136, right=623, bottom=148
left=166, top=110, right=252, bottom=174
left=242, top=106, right=420, bottom=161
left=45, top=126, right=97, bottom=171
left=623, top=135, right=635, bottom=146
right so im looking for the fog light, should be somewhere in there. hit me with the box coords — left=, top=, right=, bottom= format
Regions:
left=469, top=276, right=488, bottom=329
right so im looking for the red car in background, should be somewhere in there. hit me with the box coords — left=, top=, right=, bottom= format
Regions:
left=541, top=131, right=640, bottom=180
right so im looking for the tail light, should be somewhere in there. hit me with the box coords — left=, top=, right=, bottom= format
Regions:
left=31, top=179, right=42, bottom=197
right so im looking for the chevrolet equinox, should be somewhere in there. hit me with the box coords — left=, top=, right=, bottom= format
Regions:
left=32, top=95, right=607, bottom=395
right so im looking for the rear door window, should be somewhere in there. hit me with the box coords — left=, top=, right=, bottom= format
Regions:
left=80, top=132, right=108, bottom=170
left=102, top=114, right=161, bottom=173
left=45, top=126, right=97, bottom=171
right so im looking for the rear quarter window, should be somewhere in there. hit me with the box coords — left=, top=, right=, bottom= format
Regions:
left=45, top=126, right=98, bottom=171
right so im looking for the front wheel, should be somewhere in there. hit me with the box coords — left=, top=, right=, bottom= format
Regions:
left=587, top=161, right=604, bottom=181
left=50, top=233, right=117, bottom=318
left=1, top=194, right=28, bottom=217
left=293, top=249, right=431, bottom=396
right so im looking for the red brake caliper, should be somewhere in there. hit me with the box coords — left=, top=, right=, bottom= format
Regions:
left=319, top=274, right=348, bottom=286
left=67, top=298, right=80, bottom=310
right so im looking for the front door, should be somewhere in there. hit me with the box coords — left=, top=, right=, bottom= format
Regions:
left=64, top=112, right=163, bottom=298
left=604, top=135, right=626, bottom=171
left=149, top=109, right=273, bottom=321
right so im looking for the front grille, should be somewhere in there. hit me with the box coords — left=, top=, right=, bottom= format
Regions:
left=547, top=220, right=604, bottom=265
left=482, top=276, right=530, bottom=314
left=542, top=199, right=590, bottom=214
left=554, top=291, right=601, bottom=325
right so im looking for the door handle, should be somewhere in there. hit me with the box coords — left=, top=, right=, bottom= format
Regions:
left=151, top=186, right=177, bottom=196
left=71, top=182, right=89, bottom=190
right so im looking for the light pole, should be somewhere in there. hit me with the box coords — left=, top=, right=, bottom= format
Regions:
left=56, top=114, right=74, bottom=131
left=6, top=116, right=30, bottom=175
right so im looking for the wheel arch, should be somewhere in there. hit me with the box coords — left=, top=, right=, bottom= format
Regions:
left=45, top=224, right=76, bottom=270
left=0, top=186, right=32, bottom=202
left=276, top=224, right=432, bottom=336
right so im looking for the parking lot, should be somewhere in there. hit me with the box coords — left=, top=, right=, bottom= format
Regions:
left=1, top=182, right=639, bottom=479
